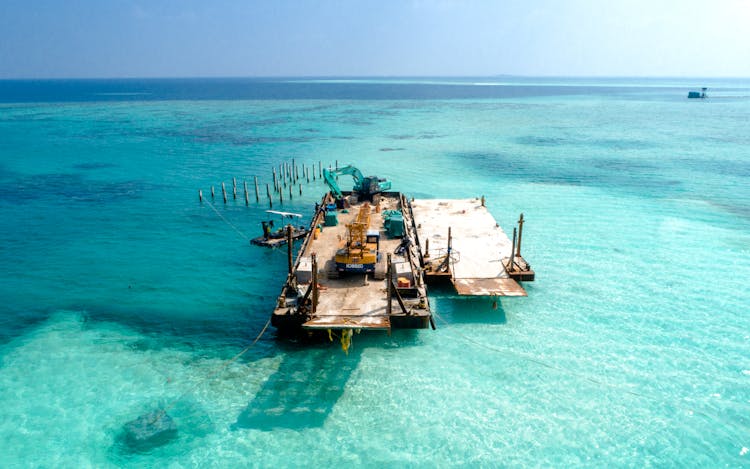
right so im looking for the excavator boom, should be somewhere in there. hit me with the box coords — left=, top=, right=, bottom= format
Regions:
left=323, top=164, right=391, bottom=200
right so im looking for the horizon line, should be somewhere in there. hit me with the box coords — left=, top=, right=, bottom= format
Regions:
left=1, top=74, right=748, bottom=81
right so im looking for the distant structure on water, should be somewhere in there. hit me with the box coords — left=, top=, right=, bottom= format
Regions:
left=688, top=87, right=707, bottom=99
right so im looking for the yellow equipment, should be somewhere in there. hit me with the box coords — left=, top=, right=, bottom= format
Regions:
left=334, top=203, right=380, bottom=274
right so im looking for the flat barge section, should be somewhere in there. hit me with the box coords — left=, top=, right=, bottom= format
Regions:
left=272, top=192, right=431, bottom=334
left=411, top=198, right=534, bottom=296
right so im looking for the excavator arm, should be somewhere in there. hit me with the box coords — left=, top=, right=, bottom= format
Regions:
left=323, top=164, right=391, bottom=200
left=323, top=165, right=363, bottom=199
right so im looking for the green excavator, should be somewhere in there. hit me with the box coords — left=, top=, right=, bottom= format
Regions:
left=322, top=165, right=392, bottom=201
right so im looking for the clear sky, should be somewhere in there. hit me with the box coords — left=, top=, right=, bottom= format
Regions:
left=1, top=0, right=749, bottom=78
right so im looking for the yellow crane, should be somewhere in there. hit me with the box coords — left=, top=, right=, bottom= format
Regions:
left=334, top=203, right=380, bottom=274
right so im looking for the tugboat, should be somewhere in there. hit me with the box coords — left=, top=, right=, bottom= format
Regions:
left=251, top=210, right=308, bottom=247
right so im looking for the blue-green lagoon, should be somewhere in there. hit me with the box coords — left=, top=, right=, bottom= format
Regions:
left=0, top=77, right=748, bottom=466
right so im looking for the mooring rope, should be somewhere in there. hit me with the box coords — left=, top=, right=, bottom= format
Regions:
left=140, top=318, right=272, bottom=429
left=202, top=198, right=251, bottom=242
left=164, top=317, right=271, bottom=413
left=431, top=310, right=746, bottom=453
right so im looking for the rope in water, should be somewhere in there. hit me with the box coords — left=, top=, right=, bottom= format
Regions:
left=137, top=200, right=274, bottom=428
left=141, top=318, right=271, bottom=429
left=430, top=309, right=746, bottom=452
left=163, top=318, right=271, bottom=414
left=203, top=198, right=251, bottom=242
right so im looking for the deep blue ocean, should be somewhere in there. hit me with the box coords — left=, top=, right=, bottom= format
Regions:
left=1, top=77, right=749, bottom=467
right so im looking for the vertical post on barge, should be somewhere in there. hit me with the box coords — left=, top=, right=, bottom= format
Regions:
left=311, top=253, right=318, bottom=316
left=447, top=226, right=452, bottom=259
left=386, top=253, right=393, bottom=316
left=509, top=227, right=517, bottom=272
left=516, top=213, right=524, bottom=257
left=286, top=225, right=294, bottom=275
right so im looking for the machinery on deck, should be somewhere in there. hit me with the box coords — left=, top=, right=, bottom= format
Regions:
left=334, top=202, right=381, bottom=274
left=322, top=165, right=392, bottom=201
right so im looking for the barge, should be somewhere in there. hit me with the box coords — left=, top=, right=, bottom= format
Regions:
left=272, top=190, right=432, bottom=334
left=266, top=165, right=534, bottom=344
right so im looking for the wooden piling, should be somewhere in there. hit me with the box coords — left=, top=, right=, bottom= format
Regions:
left=199, top=189, right=203, bottom=202
left=386, top=253, right=393, bottom=316
left=254, top=176, right=260, bottom=202
left=272, top=169, right=277, bottom=193
left=516, top=213, right=524, bottom=257
left=299, top=184, right=302, bottom=196
left=233, top=177, right=237, bottom=199
left=221, top=182, right=227, bottom=203
left=280, top=188, right=284, bottom=204
left=266, top=183, right=272, bottom=208
left=481, top=195, right=485, bottom=207
left=244, top=180, right=249, bottom=205
left=319, top=161, right=322, bottom=178
left=286, top=225, right=294, bottom=274
left=311, top=254, right=318, bottom=316
left=289, top=184, right=293, bottom=199
left=211, top=186, right=215, bottom=199
left=436, top=227, right=453, bottom=272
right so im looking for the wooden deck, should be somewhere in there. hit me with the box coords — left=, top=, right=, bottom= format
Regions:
left=272, top=192, right=431, bottom=332
left=270, top=194, right=532, bottom=335
left=411, top=198, right=532, bottom=296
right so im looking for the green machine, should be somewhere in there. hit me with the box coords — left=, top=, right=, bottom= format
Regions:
left=322, top=165, right=392, bottom=201
left=324, top=210, right=338, bottom=227
left=383, top=209, right=404, bottom=238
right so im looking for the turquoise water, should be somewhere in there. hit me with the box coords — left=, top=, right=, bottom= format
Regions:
left=1, top=78, right=749, bottom=466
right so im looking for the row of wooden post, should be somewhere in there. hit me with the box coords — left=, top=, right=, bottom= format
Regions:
left=272, top=160, right=325, bottom=194
left=198, top=160, right=329, bottom=208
